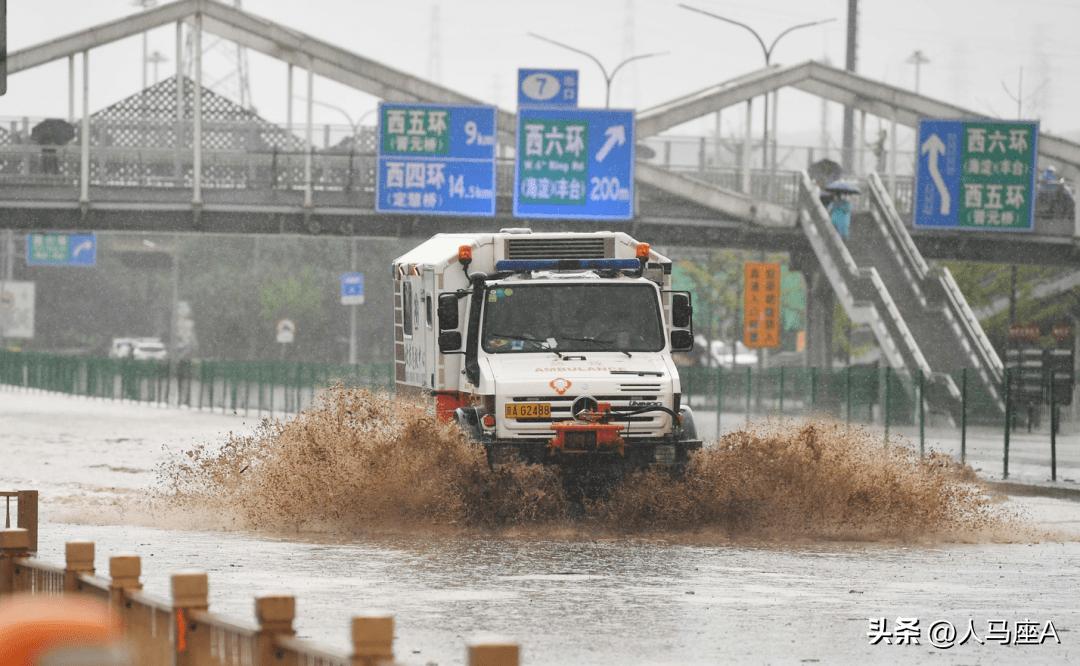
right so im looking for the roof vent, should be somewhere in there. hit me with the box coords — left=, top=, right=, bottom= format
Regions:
left=506, top=237, right=608, bottom=260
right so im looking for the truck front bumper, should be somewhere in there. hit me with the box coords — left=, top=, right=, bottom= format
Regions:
left=484, top=436, right=702, bottom=468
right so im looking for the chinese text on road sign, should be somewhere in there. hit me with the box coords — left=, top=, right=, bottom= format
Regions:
left=743, top=262, right=781, bottom=349
left=915, top=119, right=1038, bottom=231
left=513, top=108, right=634, bottom=220
left=518, top=69, right=578, bottom=108
left=376, top=103, right=497, bottom=216
left=25, top=232, right=96, bottom=266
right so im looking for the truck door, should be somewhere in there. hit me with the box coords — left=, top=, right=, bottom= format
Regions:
left=422, top=268, right=438, bottom=390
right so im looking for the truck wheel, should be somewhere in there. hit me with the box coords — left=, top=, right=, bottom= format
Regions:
left=453, top=407, right=483, bottom=443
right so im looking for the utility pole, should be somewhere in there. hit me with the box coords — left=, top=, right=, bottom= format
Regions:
left=841, top=0, right=858, bottom=172
left=1001, top=67, right=1025, bottom=118
left=906, top=50, right=930, bottom=93
left=147, top=50, right=167, bottom=85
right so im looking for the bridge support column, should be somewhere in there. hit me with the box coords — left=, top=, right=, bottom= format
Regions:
left=805, top=266, right=834, bottom=370
left=888, top=109, right=898, bottom=197
left=304, top=58, right=314, bottom=209
left=79, top=50, right=89, bottom=205
left=741, top=99, right=752, bottom=194
left=192, top=12, right=203, bottom=206
left=67, top=55, right=75, bottom=123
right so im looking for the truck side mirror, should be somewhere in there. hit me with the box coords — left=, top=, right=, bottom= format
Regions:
left=670, top=329, right=694, bottom=352
left=439, top=331, right=462, bottom=352
left=672, top=293, right=692, bottom=328
left=437, top=293, right=459, bottom=330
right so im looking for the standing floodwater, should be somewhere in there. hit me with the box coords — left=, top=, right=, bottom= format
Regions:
left=4, top=388, right=1080, bottom=664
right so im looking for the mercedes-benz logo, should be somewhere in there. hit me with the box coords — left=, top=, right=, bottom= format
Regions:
left=571, top=395, right=599, bottom=419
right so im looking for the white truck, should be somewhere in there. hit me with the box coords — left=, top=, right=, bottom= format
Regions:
left=392, top=229, right=701, bottom=472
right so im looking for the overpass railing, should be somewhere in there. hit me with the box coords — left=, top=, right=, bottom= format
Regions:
left=866, top=172, right=1005, bottom=399
left=0, top=494, right=521, bottom=665
left=795, top=171, right=965, bottom=421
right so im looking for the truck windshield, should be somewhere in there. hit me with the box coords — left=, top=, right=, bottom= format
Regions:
left=482, top=283, right=664, bottom=353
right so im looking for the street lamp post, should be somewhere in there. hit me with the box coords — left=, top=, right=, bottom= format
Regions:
left=679, top=5, right=834, bottom=169
left=293, top=98, right=376, bottom=365
left=527, top=32, right=667, bottom=108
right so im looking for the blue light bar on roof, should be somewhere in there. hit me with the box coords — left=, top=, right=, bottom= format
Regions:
left=495, top=258, right=641, bottom=272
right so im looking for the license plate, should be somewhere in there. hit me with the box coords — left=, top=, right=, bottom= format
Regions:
left=505, top=402, right=551, bottom=419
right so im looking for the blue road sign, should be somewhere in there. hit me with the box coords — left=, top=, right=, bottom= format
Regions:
left=376, top=103, right=497, bottom=216
left=518, top=69, right=578, bottom=108
left=914, top=118, right=1038, bottom=231
left=26, top=232, right=96, bottom=266
left=513, top=108, right=635, bottom=220
left=340, top=272, right=365, bottom=305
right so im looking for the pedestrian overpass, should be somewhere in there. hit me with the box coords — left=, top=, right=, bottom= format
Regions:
left=4, top=0, right=1080, bottom=418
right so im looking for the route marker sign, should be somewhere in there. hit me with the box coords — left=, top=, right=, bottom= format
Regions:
left=376, top=103, right=497, bottom=217
left=25, top=232, right=96, bottom=266
left=340, top=272, right=365, bottom=305
left=517, top=68, right=578, bottom=107
left=914, top=119, right=1038, bottom=231
left=513, top=108, right=635, bottom=220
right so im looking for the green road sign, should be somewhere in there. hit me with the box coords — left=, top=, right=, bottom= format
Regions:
left=26, top=233, right=97, bottom=266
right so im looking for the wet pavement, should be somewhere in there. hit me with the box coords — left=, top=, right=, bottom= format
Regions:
left=3, top=389, right=1080, bottom=665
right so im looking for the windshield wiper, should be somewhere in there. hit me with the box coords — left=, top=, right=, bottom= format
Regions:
left=557, top=335, right=613, bottom=344
left=486, top=332, right=563, bottom=358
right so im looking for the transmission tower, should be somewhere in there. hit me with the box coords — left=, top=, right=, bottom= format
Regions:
left=185, top=0, right=253, bottom=109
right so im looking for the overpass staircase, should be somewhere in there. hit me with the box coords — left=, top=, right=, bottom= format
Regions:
left=852, top=173, right=1005, bottom=420
left=642, top=165, right=1004, bottom=422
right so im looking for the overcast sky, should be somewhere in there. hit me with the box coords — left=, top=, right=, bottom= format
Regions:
left=3, top=0, right=1079, bottom=147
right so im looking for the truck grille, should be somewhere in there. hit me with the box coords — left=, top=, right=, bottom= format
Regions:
left=505, top=237, right=607, bottom=259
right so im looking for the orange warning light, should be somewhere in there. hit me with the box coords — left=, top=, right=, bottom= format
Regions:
left=458, top=245, right=473, bottom=264
left=635, top=243, right=651, bottom=259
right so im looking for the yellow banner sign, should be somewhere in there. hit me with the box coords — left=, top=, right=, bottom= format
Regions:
left=743, top=262, right=781, bottom=349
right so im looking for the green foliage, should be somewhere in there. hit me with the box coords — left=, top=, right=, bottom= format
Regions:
left=673, top=250, right=805, bottom=351
left=259, top=267, right=325, bottom=327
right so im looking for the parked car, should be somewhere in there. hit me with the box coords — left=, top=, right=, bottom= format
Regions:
left=108, top=338, right=138, bottom=359
left=131, top=340, right=167, bottom=361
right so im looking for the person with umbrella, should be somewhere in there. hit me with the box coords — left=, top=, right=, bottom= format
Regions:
left=31, top=118, right=76, bottom=176
left=824, top=179, right=860, bottom=241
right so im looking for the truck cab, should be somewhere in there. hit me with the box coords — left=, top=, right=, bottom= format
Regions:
left=392, top=230, right=700, bottom=471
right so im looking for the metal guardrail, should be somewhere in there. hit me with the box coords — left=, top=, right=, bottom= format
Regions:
left=0, top=498, right=522, bottom=665
left=0, top=351, right=394, bottom=416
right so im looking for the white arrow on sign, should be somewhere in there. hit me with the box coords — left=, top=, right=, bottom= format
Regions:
left=72, top=240, right=93, bottom=257
left=920, top=133, right=950, bottom=215
left=594, top=125, right=626, bottom=163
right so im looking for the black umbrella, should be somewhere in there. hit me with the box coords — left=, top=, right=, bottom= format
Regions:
left=30, top=118, right=76, bottom=146
left=807, top=158, right=843, bottom=188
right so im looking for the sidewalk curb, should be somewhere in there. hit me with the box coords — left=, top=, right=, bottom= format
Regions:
left=984, top=480, right=1080, bottom=502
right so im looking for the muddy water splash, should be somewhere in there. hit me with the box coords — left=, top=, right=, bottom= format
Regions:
left=158, top=387, right=1006, bottom=540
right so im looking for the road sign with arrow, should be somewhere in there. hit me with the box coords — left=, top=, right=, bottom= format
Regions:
left=914, top=118, right=1038, bottom=231
left=513, top=108, right=635, bottom=220
left=25, top=232, right=96, bottom=267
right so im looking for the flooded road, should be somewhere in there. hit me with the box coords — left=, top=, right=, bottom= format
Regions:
left=3, top=389, right=1080, bottom=664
